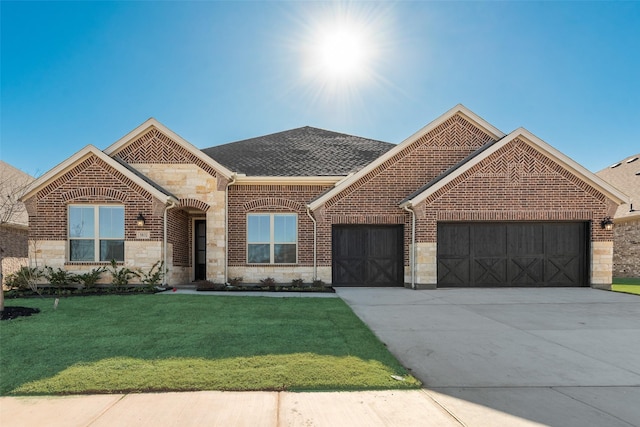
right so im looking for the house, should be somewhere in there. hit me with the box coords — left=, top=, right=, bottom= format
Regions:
left=596, top=154, right=640, bottom=278
left=20, top=105, right=628, bottom=289
left=0, top=161, right=35, bottom=285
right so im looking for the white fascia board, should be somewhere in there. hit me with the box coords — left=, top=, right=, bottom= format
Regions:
left=234, top=176, right=345, bottom=186
left=308, top=104, right=506, bottom=211
left=103, top=118, right=234, bottom=179
left=405, top=128, right=629, bottom=207
left=21, top=145, right=176, bottom=204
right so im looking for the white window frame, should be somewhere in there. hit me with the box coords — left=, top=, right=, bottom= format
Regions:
left=246, top=213, right=298, bottom=264
left=68, top=204, right=125, bottom=262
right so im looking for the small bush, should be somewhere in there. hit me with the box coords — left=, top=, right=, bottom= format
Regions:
left=44, top=267, right=78, bottom=287
left=75, top=267, right=106, bottom=289
left=312, top=279, right=327, bottom=289
left=5, top=266, right=43, bottom=292
left=107, top=260, right=140, bottom=289
left=291, top=278, right=304, bottom=287
left=139, top=261, right=165, bottom=287
left=260, top=277, right=276, bottom=288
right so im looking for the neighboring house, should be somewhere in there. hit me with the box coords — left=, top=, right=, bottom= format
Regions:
left=0, top=161, right=35, bottom=285
left=596, top=154, right=640, bottom=278
left=21, top=105, right=628, bottom=289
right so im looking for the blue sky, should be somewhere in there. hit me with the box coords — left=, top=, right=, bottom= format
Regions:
left=1, top=1, right=638, bottom=177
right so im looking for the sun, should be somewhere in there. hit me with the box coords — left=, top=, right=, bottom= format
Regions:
left=313, top=24, right=372, bottom=83
left=294, top=2, right=393, bottom=102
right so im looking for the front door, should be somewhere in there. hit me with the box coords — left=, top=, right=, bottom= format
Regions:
left=194, top=220, right=206, bottom=281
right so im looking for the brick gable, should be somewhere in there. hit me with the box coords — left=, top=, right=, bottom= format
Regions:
left=415, top=138, right=616, bottom=242
left=26, top=154, right=165, bottom=242
left=314, top=114, right=498, bottom=267
left=113, top=128, right=219, bottom=178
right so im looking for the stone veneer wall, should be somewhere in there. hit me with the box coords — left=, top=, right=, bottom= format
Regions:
left=591, top=241, right=614, bottom=289
left=612, top=218, right=640, bottom=277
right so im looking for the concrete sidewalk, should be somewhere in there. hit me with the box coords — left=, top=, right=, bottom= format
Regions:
left=1, top=390, right=480, bottom=427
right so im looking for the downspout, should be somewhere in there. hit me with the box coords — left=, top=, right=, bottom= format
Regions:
left=163, top=200, right=177, bottom=286
left=403, top=204, right=416, bottom=290
left=225, top=174, right=237, bottom=283
left=306, top=206, right=317, bottom=281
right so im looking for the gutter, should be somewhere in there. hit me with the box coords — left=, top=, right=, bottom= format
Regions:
left=306, top=206, right=317, bottom=281
left=403, top=204, right=416, bottom=290
left=225, top=173, right=237, bottom=283
left=163, top=200, right=177, bottom=286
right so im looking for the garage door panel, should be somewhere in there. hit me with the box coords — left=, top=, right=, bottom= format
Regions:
left=438, top=222, right=587, bottom=287
left=472, top=224, right=507, bottom=257
left=438, top=224, right=470, bottom=256
left=509, top=257, right=544, bottom=284
left=472, top=257, right=507, bottom=285
left=438, top=257, right=470, bottom=285
left=508, top=223, right=544, bottom=255
left=332, top=225, right=404, bottom=287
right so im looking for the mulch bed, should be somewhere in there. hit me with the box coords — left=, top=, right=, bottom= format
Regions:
left=1, top=306, right=40, bottom=321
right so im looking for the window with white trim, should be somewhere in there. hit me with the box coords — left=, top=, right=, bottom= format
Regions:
left=247, top=213, right=297, bottom=264
left=68, top=205, right=125, bottom=262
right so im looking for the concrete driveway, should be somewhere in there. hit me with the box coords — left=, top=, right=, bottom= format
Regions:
left=337, top=287, right=640, bottom=427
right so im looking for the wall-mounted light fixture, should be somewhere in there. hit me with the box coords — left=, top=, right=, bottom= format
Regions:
left=600, top=216, right=614, bottom=231
left=136, top=213, right=146, bottom=227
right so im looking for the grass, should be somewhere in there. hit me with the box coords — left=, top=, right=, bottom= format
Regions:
left=0, top=295, right=420, bottom=395
left=612, top=277, right=640, bottom=295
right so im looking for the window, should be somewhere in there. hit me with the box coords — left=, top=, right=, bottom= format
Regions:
left=69, top=205, right=125, bottom=262
left=247, top=213, right=297, bottom=263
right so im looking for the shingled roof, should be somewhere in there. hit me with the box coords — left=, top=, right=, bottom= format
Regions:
left=201, top=126, right=394, bottom=176
left=596, top=153, right=639, bottom=220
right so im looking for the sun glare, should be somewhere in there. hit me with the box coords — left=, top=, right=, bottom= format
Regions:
left=293, top=2, right=394, bottom=106
left=314, top=25, right=371, bottom=82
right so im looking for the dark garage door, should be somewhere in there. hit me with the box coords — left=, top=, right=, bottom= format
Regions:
left=438, top=222, right=588, bottom=287
left=332, top=225, right=404, bottom=287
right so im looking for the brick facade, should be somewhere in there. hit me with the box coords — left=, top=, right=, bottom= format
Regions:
left=315, top=114, right=497, bottom=269
left=0, top=224, right=28, bottom=258
left=228, top=184, right=331, bottom=282
left=21, top=111, right=623, bottom=287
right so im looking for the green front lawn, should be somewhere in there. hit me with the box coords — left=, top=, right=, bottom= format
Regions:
left=0, top=295, right=420, bottom=395
left=612, top=277, right=640, bottom=295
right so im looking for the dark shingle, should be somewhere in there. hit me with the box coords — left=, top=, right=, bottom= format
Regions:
left=201, top=127, right=394, bottom=176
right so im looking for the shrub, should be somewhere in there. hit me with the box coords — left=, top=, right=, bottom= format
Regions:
left=44, top=267, right=78, bottom=287
left=75, top=267, right=106, bottom=289
left=291, top=278, right=304, bottom=287
left=312, top=279, right=327, bottom=289
left=107, top=260, right=139, bottom=289
left=138, top=261, right=165, bottom=287
left=260, top=277, right=276, bottom=288
left=5, top=266, right=43, bottom=292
